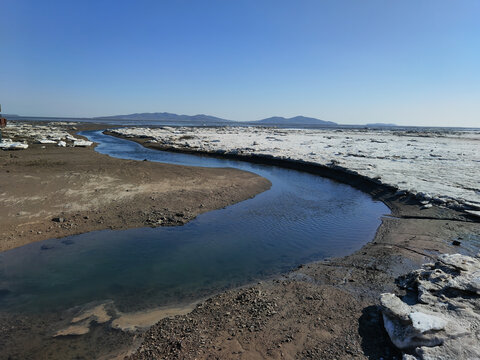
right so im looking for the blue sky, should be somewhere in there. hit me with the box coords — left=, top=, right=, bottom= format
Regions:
left=1, top=0, right=479, bottom=126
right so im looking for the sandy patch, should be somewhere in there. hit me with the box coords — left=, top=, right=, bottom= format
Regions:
left=112, top=304, right=196, bottom=332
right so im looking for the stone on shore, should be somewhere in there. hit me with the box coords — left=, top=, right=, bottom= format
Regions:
left=380, top=253, right=480, bottom=359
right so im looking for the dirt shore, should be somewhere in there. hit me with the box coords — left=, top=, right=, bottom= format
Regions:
left=1, top=126, right=478, bottom=359
left=0, top=123, right=271, bottom=252
left=117, top=134, right=480, bottom=360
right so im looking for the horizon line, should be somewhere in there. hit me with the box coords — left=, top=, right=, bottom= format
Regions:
left=3, top=112, right=480, bottom=129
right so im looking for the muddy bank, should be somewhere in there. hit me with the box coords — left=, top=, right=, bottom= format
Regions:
left=110, top=132, right=480, bottom=359
left=0, top=123, right=271, bottom=252
left=1, top=126, right=478, bottom=359
left=128, top=198, right=479, bottom=360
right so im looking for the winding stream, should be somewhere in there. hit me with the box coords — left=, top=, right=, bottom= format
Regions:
left=0, top=131, right=389, bottom=314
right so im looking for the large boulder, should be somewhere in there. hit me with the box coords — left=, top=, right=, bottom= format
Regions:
left=380, top=254, right=480, bottom=359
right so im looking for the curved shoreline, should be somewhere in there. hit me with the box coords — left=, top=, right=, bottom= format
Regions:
left=105, top=131, right=480, bottom=360
left=1, top=124, right=478, bottom=359
left=0, top=123, right=271, bottom=252
left=105, top=126, right=480, bottom=213
left=105, top=130, right=475, bottom=222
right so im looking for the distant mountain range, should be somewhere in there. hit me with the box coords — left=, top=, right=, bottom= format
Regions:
left=95, top=112, right=232, bottom=123
left=95, top=112, right=337, bottom=126
left=5, top=111, right=402, bottom=128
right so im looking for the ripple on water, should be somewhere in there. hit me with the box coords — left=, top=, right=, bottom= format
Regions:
left=0, top=130, right=389, bottom=314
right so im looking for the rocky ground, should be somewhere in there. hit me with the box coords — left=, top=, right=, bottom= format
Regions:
left=112, top=131, right=480, bottom=360
left=1, top=123, right=478, bottom=359
left=127, top=198, right=479, bottom=360
left=3, top=202, right=477, bottom=360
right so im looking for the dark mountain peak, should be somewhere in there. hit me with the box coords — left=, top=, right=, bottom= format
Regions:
left=93, top=112, right=337, bottom=127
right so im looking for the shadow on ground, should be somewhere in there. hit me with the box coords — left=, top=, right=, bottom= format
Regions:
left=359, top=305, right=402, bottom=359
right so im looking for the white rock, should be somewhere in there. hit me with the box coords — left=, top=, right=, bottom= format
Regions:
left=73, top=140, right=93, bottom=147
left=409, top=312, right=447, bottom=333
left=465, top=210, right=480, bottom=218
left=381, top=254, right=480, bottom=359
left=381, top=312, right=445, bottom=350
left=438, top=254, right=480, bottom=272
left=57, top=141, right=67, bottom=147
left=447, top=270, right=480, bottom=294
left=0, top=140, right=28, bottom=150
left=380, top=293, right=411, bottom=321
left=36, top=139, right=56, bottom=144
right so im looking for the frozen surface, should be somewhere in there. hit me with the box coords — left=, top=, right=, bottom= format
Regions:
left=110, top=126, right=480, bottom=209
left=1, top=122, right=92, bottom=148
left=0, top=139, right=29, bottom=150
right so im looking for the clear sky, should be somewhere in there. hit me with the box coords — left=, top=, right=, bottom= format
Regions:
left=1, top=0, right=479, bottom=126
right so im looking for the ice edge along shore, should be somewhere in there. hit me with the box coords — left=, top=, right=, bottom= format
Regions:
left=109, top=126, right=480, bottom=215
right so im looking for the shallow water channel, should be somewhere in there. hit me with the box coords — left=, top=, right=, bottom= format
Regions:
left=0, top=131, right=389, bottom=314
